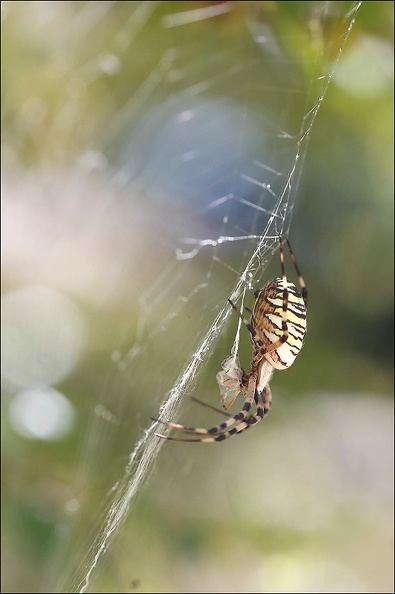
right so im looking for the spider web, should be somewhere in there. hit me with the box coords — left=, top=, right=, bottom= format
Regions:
left=55, top=4, right=363, bottom=592
left=2, top=2, right=367, bottom=592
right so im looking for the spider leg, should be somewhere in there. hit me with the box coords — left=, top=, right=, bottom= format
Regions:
left=228, top=298, right=284, bottom=359
left=222, top=382, right=272, bottom=437
left=152, top=373, right=257, bottom=436
left=228, top=298, right=258, bottom=341
left=190, top=396, right=233, bottom=418
left=286, top=238, right=308, bottom=306
left=154, top=384, right=272, bottom=443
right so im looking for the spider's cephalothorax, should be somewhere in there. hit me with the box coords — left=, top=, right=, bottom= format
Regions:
left=153, top=237, right=307, bottom=443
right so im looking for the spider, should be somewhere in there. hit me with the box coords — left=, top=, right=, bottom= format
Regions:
left=153, top=236, right=308, bottom=443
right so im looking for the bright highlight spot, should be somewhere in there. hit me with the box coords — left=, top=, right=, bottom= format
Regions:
left=2, top=286, right=86, bottom=388
left=8, top=387, right=76, bottom=441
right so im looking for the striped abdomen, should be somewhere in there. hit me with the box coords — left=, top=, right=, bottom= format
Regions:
left=252, top=278, right=307, bottom=370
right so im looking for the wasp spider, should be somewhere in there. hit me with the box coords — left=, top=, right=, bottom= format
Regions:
left=153, top=237, right=308, bottom=443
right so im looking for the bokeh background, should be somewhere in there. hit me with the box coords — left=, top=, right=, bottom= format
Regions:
left=2, top=2, right=393, bottom=593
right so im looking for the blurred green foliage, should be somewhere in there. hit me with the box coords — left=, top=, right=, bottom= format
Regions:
left=2, top=2, right=393, bottom=593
